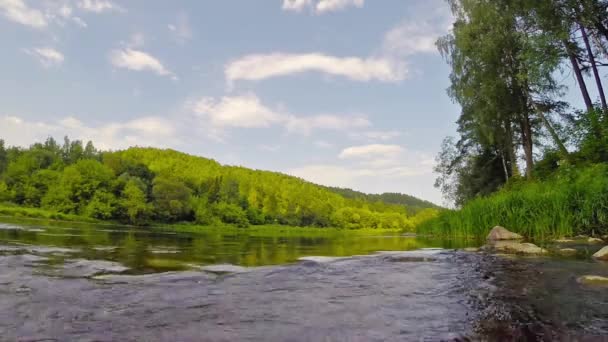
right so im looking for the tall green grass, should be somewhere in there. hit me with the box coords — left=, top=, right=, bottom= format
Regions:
left=417, top=164, right=608, bottom=240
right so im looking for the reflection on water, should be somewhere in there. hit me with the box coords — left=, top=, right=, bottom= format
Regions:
left=0, top=218, right=481, bottom=273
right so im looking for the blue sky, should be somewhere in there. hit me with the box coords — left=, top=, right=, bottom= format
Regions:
left=1, top=0, right=588, bottom=205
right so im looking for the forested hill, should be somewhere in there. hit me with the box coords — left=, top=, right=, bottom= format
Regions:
left=0, top=139, right=435, bottom=229
left=324, top=187, right=439, bottom=214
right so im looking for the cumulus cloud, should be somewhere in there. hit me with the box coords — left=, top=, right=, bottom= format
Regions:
left=0, top=0, right=47, bottom=28
left=190, top=93, right=372, bottom=137
left=77, top=0, right=122, bottom=13
left=225, top=53, right=405, bottom=85
left=231, top=2, right=451, bottom=86
left=23, top=47, right=64, bottom=67
left=193, top=94, right=284, bottom=128
left=109, top=48, right=176, bottom=79
left=282, top=0, right=364, bottom=14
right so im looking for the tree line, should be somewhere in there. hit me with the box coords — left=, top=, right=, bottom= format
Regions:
left=0, top=137, right=435, bottom=229
left=435, top=0, right=608, bottom=206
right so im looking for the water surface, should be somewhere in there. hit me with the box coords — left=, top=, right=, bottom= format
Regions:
left=2, top=217, right=608, bottom=341
left=0, top=217, right=477, bottom=273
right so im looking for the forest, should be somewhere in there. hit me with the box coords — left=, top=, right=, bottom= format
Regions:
left=420, top=0, right=608, bottom=238
left=0, top=137, right=436, bottom=230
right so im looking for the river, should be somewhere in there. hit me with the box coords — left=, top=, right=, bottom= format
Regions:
left=1, top=218, right=607, bottom=341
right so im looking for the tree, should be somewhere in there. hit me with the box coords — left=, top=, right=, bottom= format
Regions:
left=152, top=177, right=192, bottom=222
left=0, top=139, right=7, bottom=174
left=120, top=178, right=151, bottom=224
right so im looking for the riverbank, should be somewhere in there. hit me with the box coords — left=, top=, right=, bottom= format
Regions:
left=0, top=203, right=407, bottom=235
left=416, top=165, right=608, bottom=240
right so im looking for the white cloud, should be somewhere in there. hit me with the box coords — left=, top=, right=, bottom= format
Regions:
left=109, top=48, right=176, bottom=79
left=226, top=53, right=405, bottom=85
left=286, top=114, right=370, bottom=135
left=0, top=0, right=47, bottom=28
left=77, top=0, right=122, bottom=13
left=0, top=115, right=178, bottom=151
left=24, top=47, right=64, bottom=67
left=237, top=2, right=451, bottom=86
left=58, top=5, right=72, bottom=18
left=339, top=144, right=403, bottom=160
left=382, top=22, right=446, bottom=57
left=282, top=0, right=363, bottom=14
left=193, top=94, right=284, bottom=128
left=190, top=93, right=372, bottom=137
left=316, top=0, right=363, bottom=13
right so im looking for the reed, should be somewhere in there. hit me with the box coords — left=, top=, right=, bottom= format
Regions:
left=416, top=164, right=608, bottom=239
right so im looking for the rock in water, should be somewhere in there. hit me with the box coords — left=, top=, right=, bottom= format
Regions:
left=577, top=275, right=608, bottom=286
left=558, top=248, right=577, bottom=256
left=486, top=226, right=523, bottom=241
left=592, top=246, right=608, bottom=261
left=491, top=241, right=547, bottom=255
left=587, top=237, right=604, bottom=244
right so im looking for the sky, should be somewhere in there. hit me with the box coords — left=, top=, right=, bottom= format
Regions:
left=0, top=0, right=489, bottom=204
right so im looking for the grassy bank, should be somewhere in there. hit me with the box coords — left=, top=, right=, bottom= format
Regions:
left=0, top=203, right=407, bottom=235
left=0, top=203, right=99, bottom=223
left=417, top=164, right=608, bottom=240
left=157, top=223, right=404, bottom=236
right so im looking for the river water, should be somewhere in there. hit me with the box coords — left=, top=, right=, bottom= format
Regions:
left=1, top=218, right=608, bottom=341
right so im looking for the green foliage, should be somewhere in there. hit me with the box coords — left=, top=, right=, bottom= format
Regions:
left=0, top=139, right=434, bottom=229
left=152, top=177, right=192, bottom=222
left=120, top=178, right=151, bottom=225
left=418, top=165, right=608, bottom=239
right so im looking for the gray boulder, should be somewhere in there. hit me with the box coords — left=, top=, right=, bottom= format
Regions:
left=592, top=246, right=608, bottom=261
left=486, top=226, right=523, bottom=241
left=490, top=241, right=547, bottom=255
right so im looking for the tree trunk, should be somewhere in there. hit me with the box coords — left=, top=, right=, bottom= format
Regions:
left=580, top=23, right=608, bottom=112
left=500, top=150, right=509, bottom=183
left=519, top=112, right=534, bottom=179
left=504, top=119, right=519, bottom=178
left=537, top=109, right=570, bottom=161
left=564, top=39, right=594, bottom=112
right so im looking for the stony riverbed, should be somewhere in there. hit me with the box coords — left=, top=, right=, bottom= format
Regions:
left=1, top=245, right=608, bottom=341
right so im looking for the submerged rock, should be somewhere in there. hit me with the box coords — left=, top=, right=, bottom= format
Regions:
left=592, top=246, right=608, bottom=261
left=55, top=259, right=129, bottom=278
left=199, top=264, right=249, bottom=274
left=486, top=226, right=523, bottom=241
left=489, top=241, right=547, bottom=255
left=383, top=255, right=436, bottom=262
left=558, top=248, right=578, bottom=256
left=588, top=237, right=604, bottom=244
left=577, top=275, right=608, bottom=286
left=554, top=238, right=575, bottom=243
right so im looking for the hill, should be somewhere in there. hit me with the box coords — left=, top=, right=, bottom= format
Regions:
left=0, top=138, right=437, bottom=230
left=324, top=187, right=439, bottom=214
